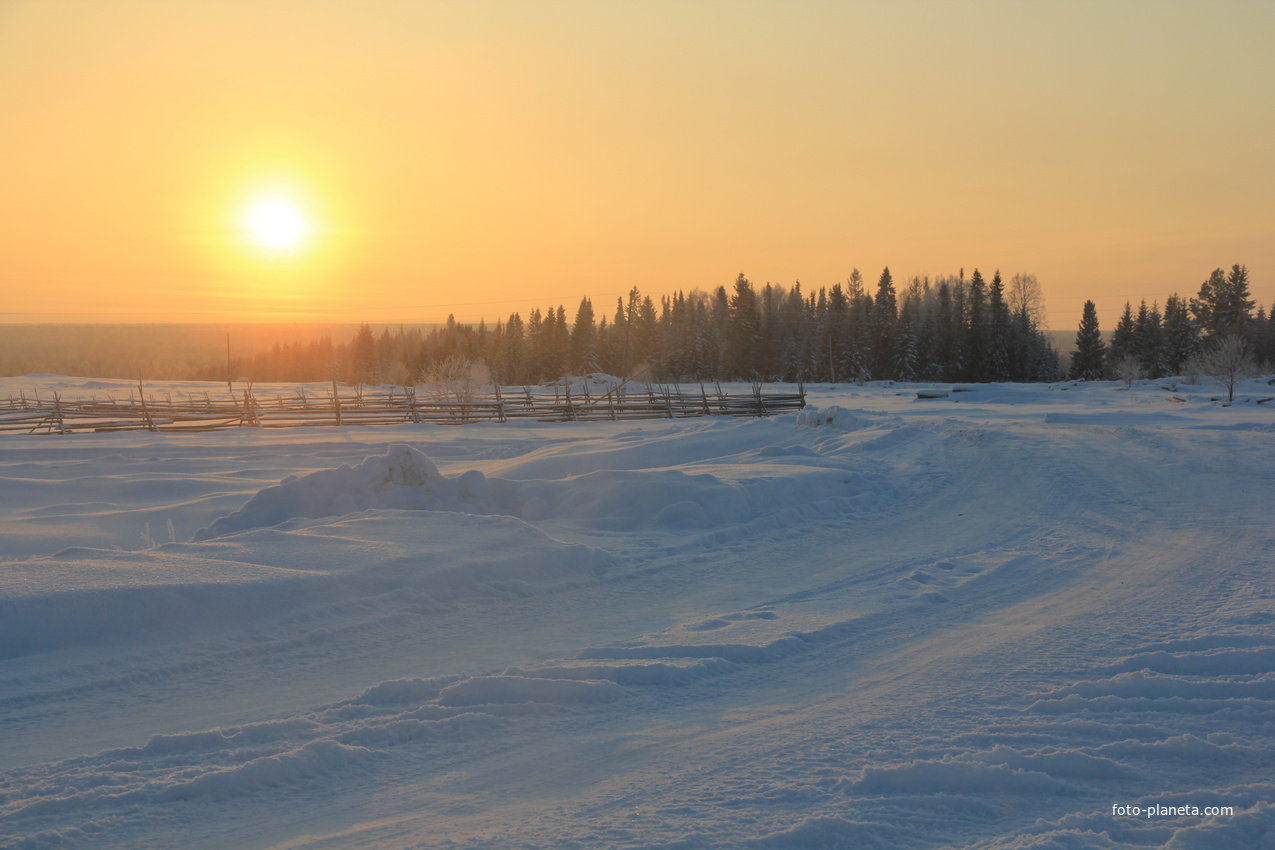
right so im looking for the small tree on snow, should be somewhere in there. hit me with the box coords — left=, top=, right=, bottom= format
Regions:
left=1200, top=335, right=1259, bottom=402
left=421, top=355, right=490, bottom=403
left=1112, top=353, right=1144, bottom=388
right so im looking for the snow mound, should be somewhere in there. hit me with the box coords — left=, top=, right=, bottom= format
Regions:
left=193, top=444, right=455, bottom=539
left=193, top=442, right=900, bottom=539
left=796, top=405, right=884, bottom=431
left=438, top=675, right=624, bottom=706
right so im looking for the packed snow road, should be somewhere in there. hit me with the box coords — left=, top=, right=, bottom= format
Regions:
left=1, top=377, right=1273, bottom=848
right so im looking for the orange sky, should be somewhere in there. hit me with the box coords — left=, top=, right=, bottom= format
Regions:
left=2, top=0, right=1272, bottom=330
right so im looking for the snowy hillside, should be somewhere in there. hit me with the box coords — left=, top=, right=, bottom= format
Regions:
left=2, top=376, right=1273, bottom=849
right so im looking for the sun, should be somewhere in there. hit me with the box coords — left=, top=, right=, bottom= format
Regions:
left=242, top=195, right=311, bottom=253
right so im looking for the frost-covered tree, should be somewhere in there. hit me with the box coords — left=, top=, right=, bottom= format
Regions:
left=1112, top=353, right=1144, bottom=388
left=1201, top=335, right=1258, bottom=402
left=891, top=314, right=918, bottom=381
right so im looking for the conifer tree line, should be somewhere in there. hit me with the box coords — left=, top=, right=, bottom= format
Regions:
left=228, top=268, right=1063, bottom=386
left=1069, top=264, right=1275, bottom=380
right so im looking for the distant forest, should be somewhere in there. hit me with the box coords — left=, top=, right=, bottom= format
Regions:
left=3, top=265, right=1269, bottom=387
left=1069, top=264, right=1274, bottom=381
left=235, top=264, right=1271, bottom=388
left=234, top=268, right=1061, bottom=386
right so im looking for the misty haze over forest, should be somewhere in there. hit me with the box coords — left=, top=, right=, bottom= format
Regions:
left=4, top=265, right=1270, bottom=390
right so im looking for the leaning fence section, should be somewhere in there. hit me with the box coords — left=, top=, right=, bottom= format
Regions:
left=1, top=382, right=805, bottom=435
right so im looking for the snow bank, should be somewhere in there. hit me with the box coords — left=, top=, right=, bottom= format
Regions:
left=193, top=442, right=900, bottom=540
left=437, top=675, right=624, bottom=706
left=192, top=444, right=455, bottom=539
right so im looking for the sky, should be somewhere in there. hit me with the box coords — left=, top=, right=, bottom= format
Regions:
left=2, top=0, right=1273, bottom=329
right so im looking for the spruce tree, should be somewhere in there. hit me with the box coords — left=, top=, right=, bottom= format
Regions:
left=499, top=312, right=525, bottom=384
left=690, top=299, right=717, bottom=379
left=596, top=315, right=613, bottom=374
left=608, top=297, right=628, bottom=375
left=808, top=287, right=830, bottom=382
left=727, top=274, right=762, bottom=379
left=872, top=267, right=897, bottom=378
left=934, top=281, right=962, bottom=381
left=964, top=270, right=988, bottom=381
left=1190, top=269, right=1225, bottom=339
left=1217, top=264, right=1255, bottom=338
left=986, top=271, right=1012, bottom=381
left=1008, top=305, right=1034, bottom=381
left=350, top=322, right=377, bottom=385
left=632, top=295, right=660, bottom=376
left=891, top=314, right=919, bottom=381
left=827, top=284, right=849, bottom=382
left=780, top=283, right=808, bottom=382
left=710, top=285, right=730, bottom=370
left=1106, top=302, right=1136, bottom=374
left=536, top=306, right=564, bottom=380
left=1162, top=294, right=1201, bottom=375
left=848, top=286, right=873, bottom=381
left=569, top=297, right=598, bottom=375
left=1070, top=300, right=1105, bottom=380
left=1253, top=304, right=1275, bottom=368
left=525, top=308, right=544, bottom=382
left=664, top=291, right=692, bottom=378
left=1134, top=300, right=1167, bottom=378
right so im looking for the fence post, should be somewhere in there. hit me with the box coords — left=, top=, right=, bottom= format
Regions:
left=53, top=392, right=68, bottom=435
left=138, top=380, right=158, bottom=432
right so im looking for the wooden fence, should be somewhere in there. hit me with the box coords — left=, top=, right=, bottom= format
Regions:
left=1, top=381, right=806, bottom=435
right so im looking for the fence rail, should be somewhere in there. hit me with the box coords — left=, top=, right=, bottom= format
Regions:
left=1, top=382, right=806, bottom=435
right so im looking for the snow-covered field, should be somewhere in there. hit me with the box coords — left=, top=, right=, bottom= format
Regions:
left=2, top=375, right=1273, bottom=849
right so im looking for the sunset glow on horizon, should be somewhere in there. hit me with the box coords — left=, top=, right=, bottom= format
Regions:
left=1, top=0, right=1272, bottom=329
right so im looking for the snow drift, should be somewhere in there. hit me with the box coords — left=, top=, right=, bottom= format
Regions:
left=193, top=440, right=900, bottom=539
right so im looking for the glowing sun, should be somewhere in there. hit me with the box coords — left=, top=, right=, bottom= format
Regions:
left=242, top=195, right=311, bottom=253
